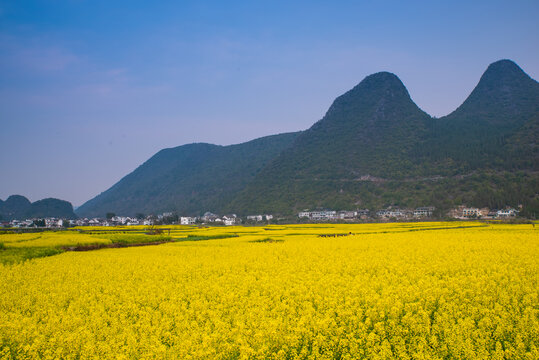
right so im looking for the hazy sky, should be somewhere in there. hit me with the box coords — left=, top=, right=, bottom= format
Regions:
left=1, top=0, right=538, bottom=206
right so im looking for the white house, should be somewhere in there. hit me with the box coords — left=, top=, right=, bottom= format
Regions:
left=247, top=215, right=264, bottom=222
left=338, top=211, right=356, bottom=220
left=202, top=212, right=218, bottom=222
left=88, top=218, right=101, bottom=225
left=180, top=217, right=196, bottom=225
left=497, top=208, right=517, bottom=217
left=318, top=211, right=337, bottom=220
left=414, top=207, right=435, bottom=217
left=388, top=210, right=404, bottom=218
left=463, top=208, right=481, bottom=217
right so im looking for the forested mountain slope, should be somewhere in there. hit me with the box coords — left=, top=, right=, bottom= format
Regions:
left=76, top=132, right=300, bottom=217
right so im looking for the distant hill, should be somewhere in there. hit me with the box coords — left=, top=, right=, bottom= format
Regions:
left=426, top=59, right=539, bottom=172
left=77, top=59, right=539, bottom=218
left=76, top=132, right=300, bottom=217
left=0, top=195, right=31, bottom=220
left=229, top=60, right=539, bottom=215
left=229, top=71, right=433, bottom=214
left=0, top=195, right=77, bottom=221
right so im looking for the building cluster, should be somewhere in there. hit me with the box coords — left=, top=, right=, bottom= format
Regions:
left=449, top=206, right=519, bottom=219
left=246, top=214, right=274, bottom=222
left=375, top=207, right=435, bottom=219
left=298, top=208, right=435, bottom=221
left=1, top=204, right=521, bottom=229
left=297, top=205, right=520, bottom=221
left=298, top=209, right=371, bottom=221
left=298, top=207, right=435, bottom=221
left=0, top=211, right=262, bottom=228
left=76, top=213, right=244, bottom=227
left=199, top=212, right=242, bottom=226
left=1, top=217, right=65, bottom=228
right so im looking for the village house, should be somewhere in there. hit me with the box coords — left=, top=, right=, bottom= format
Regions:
left=462, top=207, right=481, bottom=218
left=390, top=209, right=405, bottom=218
left=414, top=207, right=435, bottom=217
left=201, top=212, right=218, bottom=222
left=246, top=214, right=274, bottom=222
left=298, top=210, right=337, bottom=221
left=338, top=211, right=356, bottom=220
left=377, top=208, right=406, bottom=219
left=376, top=209, right=390, bottom=217
left=223, top=215, right=238, bottom=226
left=247, top=215, right=264, bottom=222
left=310, top=210, right=337, bottom=221
left=497, top=208, right=518, bottom=217
left=180, top=217, right=196, bottom=225
left=9, top=220, right=21, bottom=227
left=10, top=219, right=34, bottom=227
left=300, top=209, right=371, bottom=221
left=356, top=209, right=370, bottom=219
left=111, top=216, right=132, bottom=225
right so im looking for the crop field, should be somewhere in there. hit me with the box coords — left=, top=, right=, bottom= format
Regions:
left=0, top=222, right=538, bottom=359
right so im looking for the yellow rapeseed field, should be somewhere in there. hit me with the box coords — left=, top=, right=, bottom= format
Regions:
left=0, top=222, right=537, bottom=359
left=0, top=232, right=111, bottom=248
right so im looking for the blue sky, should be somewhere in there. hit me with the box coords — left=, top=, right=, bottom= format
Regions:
left=1, top=0, right=538, bottom=206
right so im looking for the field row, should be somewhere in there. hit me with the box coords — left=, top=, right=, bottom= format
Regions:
left=0, top=223, right=537, bottom=359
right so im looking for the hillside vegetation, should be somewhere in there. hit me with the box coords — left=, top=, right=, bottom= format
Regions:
left=76, top=132, right=300, bottom=217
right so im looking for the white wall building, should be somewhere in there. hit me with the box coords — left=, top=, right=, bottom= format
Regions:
left=247, top=215, right=264, bottom=222
left=180, top=217, right=196, bottom=225
left=414, top=207, right=435, bottom=217
left=463, top=208, right=481, bottom=217
left=497, top=208, right=517, bottom=217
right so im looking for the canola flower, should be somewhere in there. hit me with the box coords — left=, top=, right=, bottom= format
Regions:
left=0, top=223, right=537, bottom=359
left=0, top=232, right=111, bottom=248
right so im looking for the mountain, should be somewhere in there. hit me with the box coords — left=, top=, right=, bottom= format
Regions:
left=266, top=72, right=432, bottom=179
left=77, top=59, right=539, bottom=218
left=29, top=198, right=77, bottom=219
left=425, top=59, right=539, bottom=172
left=0, top=195, right=31, bottom=220
left=0, top=195, right=77, bottom=221
left=227, top=71, right=432, bottom=213
left=229, top=60, right=539, bottom=215
left=76, top=132, right=300, bottom=217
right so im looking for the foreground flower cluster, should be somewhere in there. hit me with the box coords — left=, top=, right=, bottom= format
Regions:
left=0, top=223, right=537, bottom=359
